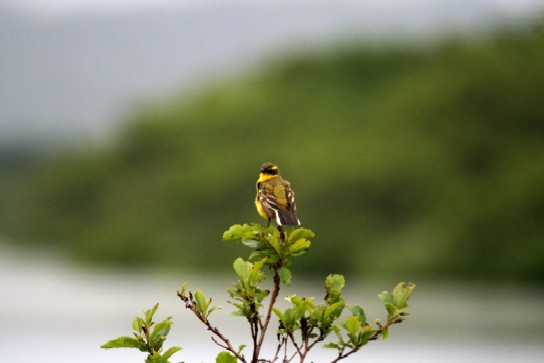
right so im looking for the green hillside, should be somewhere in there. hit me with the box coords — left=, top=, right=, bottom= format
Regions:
left=3, top=30, right=544, bottom=282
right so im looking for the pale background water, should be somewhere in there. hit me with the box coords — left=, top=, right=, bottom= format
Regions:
left=1, top=243, right=543, bottom=363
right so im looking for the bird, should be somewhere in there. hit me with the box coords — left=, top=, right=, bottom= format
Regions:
left=255, top=162, right=300, bottom=226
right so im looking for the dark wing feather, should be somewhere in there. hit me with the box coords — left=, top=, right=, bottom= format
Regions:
left=285, top=184, right=297, bottom=214
left=258, top=188, right=279, bottom=220
left=280, top=182, right=300, bottom=225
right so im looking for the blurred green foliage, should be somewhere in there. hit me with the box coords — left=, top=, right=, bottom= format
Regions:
left=2, top=29, right=543, bottom=282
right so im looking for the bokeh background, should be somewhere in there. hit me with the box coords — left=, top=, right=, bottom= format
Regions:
left=1, top=1, right=544, bottom=362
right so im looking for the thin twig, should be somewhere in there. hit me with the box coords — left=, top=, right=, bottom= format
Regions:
left=204, top=315, right=247, bottom=362
left=305, top=330, right=326, bottom=352
left=330, top=317, right=404, bottom=363
left=288, top=333, right=302, bottom=358
left=369, top=316, right=403, bottom=341
left=286, top=349, right=298, bottom=363
left=178, top=291, right=247, bottom=363
left=330, top=348, right=359, bottom=363
left=283, top=336, right=289, bottom=363
left=270, top=334, right=283, bottom=363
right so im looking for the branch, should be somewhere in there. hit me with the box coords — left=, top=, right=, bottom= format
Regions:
left=369, top=315, right=404, bottom=341
left=253, top=264, right=281, bottom=362
left=306, top=330, right=326, bottom=352
left=250, top=318, right=259, bottom=363
left=206, top=320, right=246, bottom=362
left=270, top=334, right=284, bottom=363
left=298, top=329, right=326, bottom=363
left=330, top=348, right=359, bottom=363
left=178, top=290, right=247, bottom=363
left=330, top=316, right=405, bottom=362
left=288, top=333, right=303, bottom=358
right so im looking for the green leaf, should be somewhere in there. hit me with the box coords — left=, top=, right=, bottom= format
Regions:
left=158, top=346, right=182, bottom=363
left=279, top=266, right=292, bottom=286
left=150, top=318, right=173, bottom=343
left=250, top=258, right=266, bottom=282
left=325, top=274, right=345, bottom=303
left=146, top=351, right=162, bottom=363
left=323, top=343, right=340, bottom=349
left=237, top=344, right=247, bottom=354
left=231, top=309, right=246, bottom=317
left=222, top=224, right=245, bottom=240
left=281, top=308, right=296, bottom=330
left=233, top=258, right=250, bottom=280
left=287, top=228, right=315, bottom=244
left=241, top=239, right=261, bottom=248
left=324, top=301, right=344, bottom=321
left=379, top=283, right=415, bottom=316
left=248, top=250, right=266, bottom=261
left=384, top=302, right=397, bottom=316
left=208, top=305, right=223, bottom=316
left=326, top=274, right=345, bottom=291
left=273, top=307, right=284, bottom=321
left=101, top=336, right=144, bottom=350
left=194, top=289, right=208, bottom=316
left=265, top=254, right=280, bottom=265
left=263, top=233, right=281, bottom=255
left=331, top=325, right=345, bottom=345
left=378, top=291, right=395, bottom=305
left=345, top=316, right=361, bottom=337
left=347, top=305, right=367, bottom=325
left=132, top=316, right=144, bottom=332
left=357, top=324, right=375, bottom=346
left=392, top=282, right=416, bottom=309
left=180, top=281, right=189, bottom=298
left=145, top=303, right=159, bottom=324
left=216, top=351, right=237, bottom=363
left=287, top=238, right=311, bottom=256
left=223, top=224, right=261, bottom=241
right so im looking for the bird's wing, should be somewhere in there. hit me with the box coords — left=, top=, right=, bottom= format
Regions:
left=258, top=187, right=279, bottom=219
left=279, top=182, right=300, bottom=225
left=283, top=181, right=296, bottom=213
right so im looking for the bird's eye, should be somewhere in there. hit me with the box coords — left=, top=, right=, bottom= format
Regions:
left=266, top=169, right=278, bottom=175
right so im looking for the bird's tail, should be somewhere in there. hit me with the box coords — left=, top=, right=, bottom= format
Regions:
left=276, top=208, right=301, bottom=226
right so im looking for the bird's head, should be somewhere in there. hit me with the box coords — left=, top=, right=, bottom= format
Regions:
left=259, top=162, right=280, bottom=179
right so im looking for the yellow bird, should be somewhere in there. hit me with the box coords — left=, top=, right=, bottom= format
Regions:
left=255, top=162, right=300, bottom=226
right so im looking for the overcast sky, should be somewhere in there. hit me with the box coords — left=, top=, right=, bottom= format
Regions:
left=1, top=0, right=543, bottom=144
